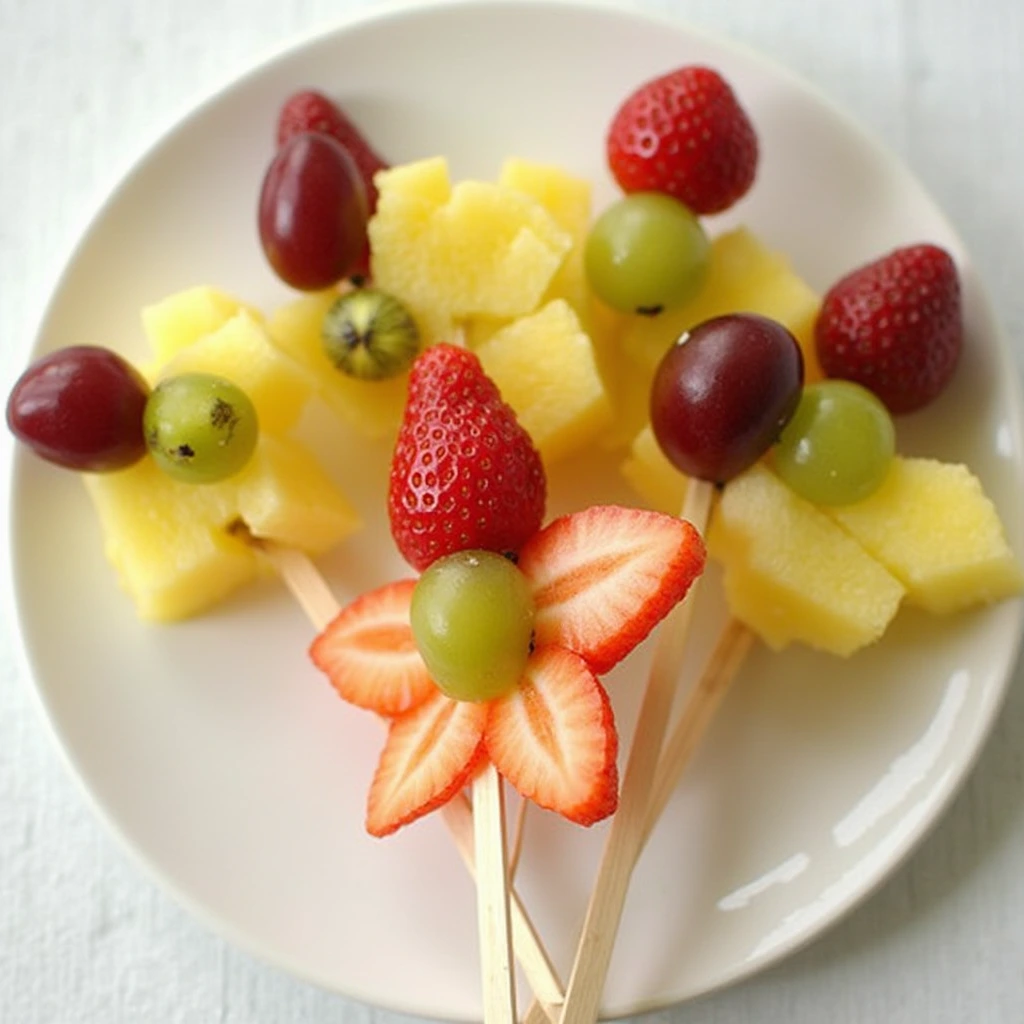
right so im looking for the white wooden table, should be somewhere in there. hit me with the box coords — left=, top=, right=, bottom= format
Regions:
left=2, top=0, right=1023, bottom=1021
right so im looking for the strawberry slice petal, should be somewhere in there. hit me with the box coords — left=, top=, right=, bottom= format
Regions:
left=517, top=505, right=706, bottom=674
left=310, top=579, right=435, bottom=717
left=367, top=690, right=488, bottom=837
left=486, top=646, right=618, bottom=826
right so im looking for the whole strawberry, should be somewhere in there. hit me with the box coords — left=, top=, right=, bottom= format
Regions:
left=607, top=65, right=758, bottom=215
left=388, top=345, right=547, bottom=572
left=276, top=89, right=388, bottom=215
left=814, top=244, right=963, bottom=414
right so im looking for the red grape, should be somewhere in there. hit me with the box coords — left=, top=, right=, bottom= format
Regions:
left=258, top=132, right=369, bottom=290
left=6, top=345, right=150, bottom=471
left=650, top=313, right=804, bottom=484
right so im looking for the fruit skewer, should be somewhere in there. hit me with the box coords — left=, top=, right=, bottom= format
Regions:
left=554, top=308, right=806, bottom=1024
left=247, top=532, right=563, bottom=1024
left=261, top=525, right=754, bottom=1024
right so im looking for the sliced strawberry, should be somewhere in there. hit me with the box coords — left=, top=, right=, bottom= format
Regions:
left=309, top=579, right=435, bottom=717
left=366, top=690, right=488, bottom=837
left=518, top=505, right=706, bottom=674
left=486, top=646, right=618, bottom=826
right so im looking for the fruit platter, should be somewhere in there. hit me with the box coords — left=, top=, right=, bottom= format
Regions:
left=6, top=1, right=1023, bottom=1021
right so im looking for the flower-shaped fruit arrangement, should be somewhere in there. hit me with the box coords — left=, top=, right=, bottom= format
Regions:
left=310, top=343, right=705, bottom=835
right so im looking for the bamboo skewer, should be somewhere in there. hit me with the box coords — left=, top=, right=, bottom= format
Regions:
left=508, top=795, right=529, bottom=880
left=643, top=617, right=755, bottom=844
left=557, top=480, right=715, bottom=1024
left=473, top=766, right=517, bottom=1024
left=247, top=535, right=564, bottom=1022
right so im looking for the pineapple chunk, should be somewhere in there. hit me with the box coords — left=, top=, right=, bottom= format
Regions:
left=476, top=300, right=612, bottom=464
left=708, top=463, right=905, bottom=655
left=620, top=424, right=688, bottom=515
left=235, top=435, right=362, bottom=554
left=498, top=158, right=593, bottom=319
left=369, top=157, right=572, bottom=341
left=267, top=291, right=409, bottom=440
left=827, top=457, right=1024, bottom=614
left=157, top=311, right=313, bottom=434
left=84, top=457, right=257, bottom=622
left=622, top=227, right=823, bottom=376
left=84, top=435, right=361, bottom=622
left=142, top=286, right=263, bottom=364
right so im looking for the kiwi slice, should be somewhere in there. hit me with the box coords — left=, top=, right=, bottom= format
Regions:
left=322, top=287, right=420, bottom=381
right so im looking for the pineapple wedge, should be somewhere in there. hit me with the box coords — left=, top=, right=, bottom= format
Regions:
left=84, top=435, right=360, bottom=622
left=476, top=300, right=612, bottom=464
left=621, top=227, right=823, bottom=376
left=708, top=463, right=905, bottom=655
left=620, top=424, right=689, bottom=515
left=157, top=310, right=313, bottom=434
left=827, top=457, right=1023, bottom=614
left=369, top=157, right=572, bottom=342
left=142, top=285, right=263, bottom=364
left=497, top=158, right=593, bottom=323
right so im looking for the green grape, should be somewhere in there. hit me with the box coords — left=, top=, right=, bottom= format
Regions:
left=584, top=192, right=710, bottom=315
left=322, top=287, right=420, bottom=380
left=774, top=379, right=896, bottom=505
left=144, top=373, right=259, bottom=484
left=410, top=550, right=535, bottom=702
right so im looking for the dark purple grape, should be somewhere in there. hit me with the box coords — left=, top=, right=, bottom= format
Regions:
left=6, top=345, right=150, bottom=471
left=258, top=132, right=369, bottom=290
left=650, top=313, right=804, bottom=484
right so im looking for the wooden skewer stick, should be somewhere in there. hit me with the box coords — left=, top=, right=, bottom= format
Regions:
left=557, top=480, right=715, bottom=1024
left=474, top=766, right=517, bottom=1024
left=643, top=617, right=755, bottom=845
left=507, top=794, right=529, bottom=880
left=247, top=535, right=564, bottom=1022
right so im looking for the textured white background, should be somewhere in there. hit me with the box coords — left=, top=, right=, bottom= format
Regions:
left=2, top=0, right=1024, bottom=1021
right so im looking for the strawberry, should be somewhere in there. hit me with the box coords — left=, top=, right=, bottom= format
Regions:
left=388, top=344, right=547, bottom=572
left=487, top=646, right=618, bottom=826
left=309, top=580, right=435, bottom=718
left=517, top=505, right=706, bottom=674
left=606, top=65, right=758, bottom=216
left=276, top=89, right=388, bottom=215
left=814, top=243, right=963, bottom=414
left=366, top=690, right=488, bottom=837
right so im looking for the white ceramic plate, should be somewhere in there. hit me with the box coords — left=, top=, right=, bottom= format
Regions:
left=8, top=0, right=1024, bottom=1018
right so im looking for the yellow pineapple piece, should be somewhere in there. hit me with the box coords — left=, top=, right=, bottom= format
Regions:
left=157, top=311, right=313, bottom=434
left=708, top=463, right=905, bottom=655
left=369, top=157, right=571, bottom=342
left=498, top=158, right=592, bottom=317
left=620, top=424, right=688, bottom=515
left=622, top=227, right=823, bottom=376
left=827, top=457, right=1023, bottom=614
left=267, top=291, right=409, bottom=440
left=84, top=435, right=361, bottom=622
left=373, top=154, right=452, bottom=209
left=84, top=457, right=257, bottom=622
left=142, top=285, right=263, bottom=364
left=475, top=300, right=612, bottom=464
left=235, top=434, right=361, bottom=554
